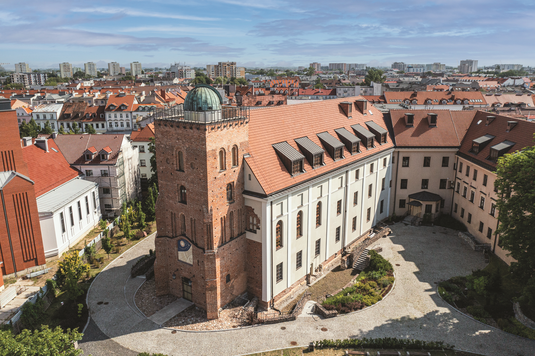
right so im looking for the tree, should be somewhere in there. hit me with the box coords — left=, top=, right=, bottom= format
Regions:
left=306, top=66, right=315, bottom=76
left=495, top=139, right=535, bottom=281
left=71, top=122, right=81, bottom=134
left=123, top=215, right=132, bottom=240
left=137, top=201, right=146, bottom=230
left=85, top=124, right=96, bottom=134
left=364, top=68, right=385, bottom=86
left=148, top=136, right=157, bottom=186
left=236, top=78, right=247, bottom=85
left=144, top=186, right=156, bottom=222
left=58, top=126, right=66, bottom=135
left=40, top=120, right=53, bottom=135
left=19, top=118, right=40, bottom=138
left=55, top=252, right=90, bottom=301
left=102, top=236, right=114, bottom=258
left=0, top=325, right=83, bottom=356
left=214, top=76, right=228, bottom=85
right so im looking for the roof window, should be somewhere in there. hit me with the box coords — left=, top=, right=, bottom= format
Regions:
left=295, top=137, right=324, bottom=168
left=428, top=113, right=437, bottom=127
left=488, top=141, right=515, bottom=162
left=317, top=132, right=345, bottom=161
left=273, top=142, right=305, bottom=176
left=472, top=134, right=495, bottom=154
left=365, top=121, right=388, bottom=144
left=351, top=124, right=375, bottom=149
left=335, top=127, right=360, bottom=155
left=405, top=113, right=414, bottom=127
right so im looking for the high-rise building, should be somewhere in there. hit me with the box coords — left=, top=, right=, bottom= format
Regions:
left=217, top=62, right=236, bottom=78
left=11, top=73, right=48, bottom=87
left=59, top=62, right=73, bottom=78
left=206, top=65, right=216, bottom=77
left=170, top=63, right=195, bottom=79
left=84, top=62, right=97, bottom=77
left=120, top=67, right=126, bottom=75
left=459, top=60, right=478, bottom=73
left=131, top=61, right=142, bottom=76
left=391, top=62, right=407, bottom=71
left=426, top=63, right=446, bottom=72
left=310, top=62, right=321, bottom=71
left=15, top=62, right=31, bottom=73
left=496, top=64, right=523, bottom=71
left=329, top=63, right=347, bottom=72
left=108, top=62, right=121, bottom=76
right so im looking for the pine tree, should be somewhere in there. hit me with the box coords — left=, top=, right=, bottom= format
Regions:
left=144, top=186, right=156, bottom=221
left=59, top=126, right=66, bottom=135
left=40, top=120, right=53, bottom=135
left=85, top=124, right=96, bottom=134
left=137, top=201, right=146, bottom=229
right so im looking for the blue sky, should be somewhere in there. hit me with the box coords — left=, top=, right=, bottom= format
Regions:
left=1, top=0, right=534, bottom=70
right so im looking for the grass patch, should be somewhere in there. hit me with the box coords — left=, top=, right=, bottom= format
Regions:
left=244, top=347, right=484, bottom=356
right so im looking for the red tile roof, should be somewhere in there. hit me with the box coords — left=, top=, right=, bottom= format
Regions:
left=246, top=97, right=394, bottom=195
left=130, top=123, right=155, bottom=142
left=54, top=134, right=125, bottom=165
left=101, top=146, right=112, bottom=153
left=106, top=94, right=136, bottom=112
left=21, top=140, right=79, bottom=197
left=389, top=110, right=476, bottom=147
left=86, top=146, right=97, bottom=154
left=384, top=91, right=486, bottom=105
left=458, top=112, right=535, bottom=170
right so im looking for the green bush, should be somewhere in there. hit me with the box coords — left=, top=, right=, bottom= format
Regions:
left=313, top=338, right=453, bottom=350
left=366, top=250, right=393, bottom=273
left=438, top=287, right=454, bottom=305
left=20, top=297, right=46, bottom=330
left=45, top=279, right=57, bottom=297
left=466, top=305, right=490, bottom=319
left=362, top=294, right=382, bottom=306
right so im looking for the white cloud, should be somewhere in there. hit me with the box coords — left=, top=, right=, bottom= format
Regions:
left=70, top=7, right=219, bottom=21
left=0, top=11, right=30, bottom=25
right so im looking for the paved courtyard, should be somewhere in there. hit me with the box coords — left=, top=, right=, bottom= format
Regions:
left=80, top=223, right=535, bottom=356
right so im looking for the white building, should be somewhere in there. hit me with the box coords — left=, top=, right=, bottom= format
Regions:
left=32, top=104, right=63, bottom=131
left=59, top=62, right=73, bottom=78
left=108, top=62, right=121, bottom=76
left=130, top=61, right=142, bottom=76
left=85, top=62, right=97, bottom=77
left=104, top=93, right=137, bottom=131
left=15, top=62, right=31, bottom=73
left=459, top=59, right=478, bottom=73
left=130, top=123, right=155, bottom=190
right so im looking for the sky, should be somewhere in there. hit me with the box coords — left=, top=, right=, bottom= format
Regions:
left=1, top=0, right=534, bottom=70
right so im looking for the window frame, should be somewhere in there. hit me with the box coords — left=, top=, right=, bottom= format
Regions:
left=402, top=156, right=410, bottom=167
left=423, top=156, right=431, bottom=167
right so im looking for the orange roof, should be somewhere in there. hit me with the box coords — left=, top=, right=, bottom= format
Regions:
left=246, top=97, right=394, bottom=195
left=384, top=91, right=486, bottom=105
left=86, top=146, right=97, bottom=153
left=389, top=110, right=475, bottom=147
left=130, top=123, right=155, bottom=142
left=21, top=140, right=79, bottom=197
left=106, top=94, right=136, bottom=112
left=101, top=146, right=112, bottom=153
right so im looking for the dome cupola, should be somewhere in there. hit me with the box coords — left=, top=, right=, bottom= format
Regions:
left=184, top=84, right=223, bottom=112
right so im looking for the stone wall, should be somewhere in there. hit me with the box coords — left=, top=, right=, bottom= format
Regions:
left=513, top=302, right=535, bottom=330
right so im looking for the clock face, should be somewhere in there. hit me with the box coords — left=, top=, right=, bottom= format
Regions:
left=177, top=238, right=191, bottom=252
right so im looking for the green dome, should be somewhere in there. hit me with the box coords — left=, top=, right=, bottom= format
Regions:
left=184, top=84, right=223, bottom=112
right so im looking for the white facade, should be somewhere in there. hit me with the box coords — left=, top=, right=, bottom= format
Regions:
left=15, top=107, right=31, bottom=125
left=244, top=149, right=393, bottom=303
left=108, top=62, right=121, bottom=76
left=59, top=62, right=73, bottom=78
left=37, top=179, right=101, bottom=258
left=32, top=104, right=63, bottom=132
left=85, top=62, right=97, bottom=77
left=131, top=62, right=142, bottom=76
left=15, top=62, right=31, bottom=73
left=106, top=109, right=134, bottom=131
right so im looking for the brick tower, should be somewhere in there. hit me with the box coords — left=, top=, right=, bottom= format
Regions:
left=154, top=85, right=250, bottom=319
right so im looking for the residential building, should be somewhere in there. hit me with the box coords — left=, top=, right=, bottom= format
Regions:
left=131, top=62, right=142, bottom=76
left=15, top=106, right=32, bottom=125
left=496, top=64, right=522, bottom=71
left=0, top=99, right=46, bottom=276
left=310, top=62, right=321, bottom=71
left=85, top=62, right=97, bottom=77
left=10, top=72, right=48, bottom=87
left=329, top=63, right=347, bottom=72
left=14, top=62, right=31, bottom=73
left=32, top=104, right=63, bottom=132
left=108, top=62, right=121, bottom=76
left=170, top=63, right=195, bottom=79
left=130, top=123, right=155, bottom=191
left=206, top=65, right=216, bottom=78
left=54, top=134, right=140, bottom=218
left=452, top=113, right=535, bottom=264
left=154, top=86, right=393, bottom=319
left=459, top=59, right=478, bottom=73
left=59, top=62, right=73, bottom=78
left=426, top=63, right=446, bottom=72
left=391, top=62, right=407, bottom=71
left=120, top=67, right=126, bottom=75
left=383, top=91, right=487, bottom=110
left=211, top=62, right=237, bottom=78
left=21, top=138, right=101, bottom=258
left=104, top=93, right=138, bottom=131
left=230, top=87, right=287, bottom=107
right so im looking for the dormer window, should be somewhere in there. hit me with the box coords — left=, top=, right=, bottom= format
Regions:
left=472, top=134, right=494, bottom=154
left=352, top=124, right=375, bottom=149
left=317, top=132, right=344, bottom=161
left=85, top=154, right=92, bottom=161
left=335, top=127, right=360, bottom=155
left=405, top=113, right=414, bottom=126
left=109, top=105, right=116, bottom=110
left=120, top=105, right=127, bottom=110
left=428, top=113, right=437, bottom=126
left=273, top=141, right=305, bottom=176
left=489, top=141, right=515, bottom=162
left=365, top=121, right=388, bottom=145
left=295, top=137, right=324, bottom=167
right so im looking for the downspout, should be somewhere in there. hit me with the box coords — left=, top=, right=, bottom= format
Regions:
left=341, top=170, right=349, bottom=248
left=392, top=150, right=400, bottom=216
left=269, top=201, right=275, bottom=310
left=450, top=157, right=459, bottom=216
left=1, top=190, right=17, bottom=276
left=492, top=191, right=503, bottom=253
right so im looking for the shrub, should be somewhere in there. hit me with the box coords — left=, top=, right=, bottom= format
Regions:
left=438, top=287, right=454, bottom=304
left=313, top=338, right=453, bottom=350
left=473, top=276, right=488, bottom=296
left=45, top=279, right=57, bottom=297
left=466, top=305, right=490, bottom=319
left=84, top=244, right=96, bottom=261
left=362, top=294, right=382, bottom=306
left=366, top=250, right=393, bottom=273
left=20, top=296, right=46, bottom=330
left=99, top=219, right=106, bottom=229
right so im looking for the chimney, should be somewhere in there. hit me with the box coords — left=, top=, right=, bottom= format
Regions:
left=507, top=121, right=518, bottom=132
left=428, top=113, right=437, bottom=127
left=22, top=137, right=32, bottom=147
left=35, top=138, right=48, bottom=152
left=339, top=102, right=353, bottom=118
left=355, top=99, right=368, bottom=115
left=405, top=113, right=414, bottom=127
left=52, top=132, right=58, bottom=139
left=485, top=115, right=495, bottom=125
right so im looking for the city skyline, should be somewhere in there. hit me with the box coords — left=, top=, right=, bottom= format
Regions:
left=1, top=0, right=535, bottom=69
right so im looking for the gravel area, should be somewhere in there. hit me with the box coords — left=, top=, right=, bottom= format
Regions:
left=135, top=278, right=250, bottom=330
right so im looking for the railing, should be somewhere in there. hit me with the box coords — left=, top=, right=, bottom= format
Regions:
left=151, top=105, right=250, bottom=124
left=255, top=292, right=310, bottom=324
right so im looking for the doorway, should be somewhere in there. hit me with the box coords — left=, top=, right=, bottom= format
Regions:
left=182, top=277, right=192, bottom=301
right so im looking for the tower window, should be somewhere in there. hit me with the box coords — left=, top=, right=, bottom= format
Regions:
left=231, top=145, right=238, bottom=167
left=179, top=185, right=187, bottom=204
left=276, top=221, right=283, bottom=250
left=296, top=211, right=303, bottom=238
left=177, top=151, right=184, bottom=171
left=226, top=183, right=234, bottom=203
left=219, top=149, right=226, bottom=171
left=316, top=202, right=322, bottom=227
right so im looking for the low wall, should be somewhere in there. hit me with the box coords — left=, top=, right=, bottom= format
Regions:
left=458, top=232, right=490, bottom=252
left=513, top=302, right=535, bottom=330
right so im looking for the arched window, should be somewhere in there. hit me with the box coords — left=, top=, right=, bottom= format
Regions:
left=296, top=211, right=303, bottom=238
left=316, top=202, right=322, bottom=227
left=226, top=183, right=233, bottom=202
left=219, top=149, right=226, bottom=171
left=180, top=214, right=186, bottom=235
left=276, top=220, right=283, bottom=249
left=231, top=145, right=238, bottom=167
left=229, top=211, right=235, bottom=238
left=179, top=185, right=187, bottom=204
left=177, top=151, right=184, bottom=171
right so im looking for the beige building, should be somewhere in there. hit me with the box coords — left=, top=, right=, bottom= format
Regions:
left=59, top=62, right=73, bottom=78
left=84, top=62, right=97, bottom=77
left=108, top=62, right=121, bottom=76
left=130, top=61, right=142, bottom=76
left=310, top=62, right=321, bottom=71
left=15, top=62, right=31, bottom=73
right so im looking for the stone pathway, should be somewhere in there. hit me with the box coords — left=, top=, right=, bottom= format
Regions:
left=149, top=298, right=194, bottom=325
left=81, top=225, right=535, bottom=356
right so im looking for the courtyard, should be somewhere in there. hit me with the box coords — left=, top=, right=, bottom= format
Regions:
left=80, top=223, right=535, bottom=356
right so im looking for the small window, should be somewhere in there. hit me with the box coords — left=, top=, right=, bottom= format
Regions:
left=466, top=165, right=470, bottom=177
left=399, top=199, right=406, bottom=208
left=355, top=169, right=360, bottom=180
left=456, top=182, right=460, bottom=193
left=402, top=157, right=410, bottom=167
left=368, top=184, right=373, bottom=197
left=219, top=149, right=226, bottom=171
left=226, top=274, right=231, bottom=283
left=315, top=239, right=321, bottom=257
left=177, top=151, right=184, bottom=171
left=226, top=183, right=234, bottom=203
left=232, top=146, right=239, bottom=167
left=101, top=170, right=109, bottom=177
left=85, top=170, right=93, bottom=177
left=103, top=188, right=110, bottom=194
left=454, top=203, right=458, bottom=213
left=463, top=186, right=467, bottom=198
left=353, top=191, right=359, bottom=206
left=380, top=199, right=384, bottom=214
left=276, top=262, right=283, bottom=282
left=460, top=208, right=465, bottom=218
left=423, top=157, right=431, bottom=167
left=439, top=179, right=447, bottom=189
left=296, top=251, right=302, bottom=270
left=487, top=227, right=493, bottom=239
left=469, top=191, right=475, bottom=203
left=458, top=162, right=463, bottom=173
left=381, top=177, right=385, bottom=191
left=296, top=211, right=303, bottom=238
left=316, top=202, right=322, bottom=227
left=425, top=204, right=432, bottom=214
left=59, top=212, right=66, bottom=233
left=276, top=221, right=283, bottom=250
left=369, top=163, right=374, bottom=174
left=483, top=174, right=488, bottom=187
left=352, top=216, right=357, bottom=231
left=467, top=213, right=472, bottom=224
left=473, top=169, right=478, bottom=181
left=478, top=221, right=484, bottom=233
left=366, top=208, right=371, bottom=222
left=480, top=196, right=485, bottom=209
left=179, top=185, right=187, bottom=204
left=336, top=200, right=342, bottom=215
left=421, top=179, right=429, bottom=189
left=335, top=226, right=341, bottom=242
left=334, top=148, right=343, bottom=160
left=313, top=154, right=322, bottom=167
left=291, top=159, right=303, bottom=175
left=442, top=156, right=449, bottom=167
left=383, top=157, right=387, bottom=168
left=69, top=206, right=74, bottom=227
left=140, top=159, right=146, bottom=167
left=400, top=179, right=408, bottom=189
left=490, top=203, right=496, bottom=217
left=139, top=145, right=145, bottom=153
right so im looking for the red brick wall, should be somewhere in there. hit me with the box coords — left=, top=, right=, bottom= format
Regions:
left=246, top=238, right=262, bottom=298
left=0, top=110, right=29, bottom=177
